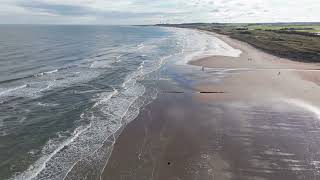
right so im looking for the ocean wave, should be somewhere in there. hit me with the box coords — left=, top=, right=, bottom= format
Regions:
left=89, top=60, right=114, bottom=69
left=0, top=68, right=101, bottom=100
left=115, top=43, right=149, bottom=63
left=36, top=102, right=59, bottom=107
left=0, top=76, right=33, bottom=85
left=11, top=47, right=171, bottom=180
left=44, top=69, right=59, bottom=74
left=12, top=80, right=145, bottom=180
left=136, top=43, right=145, bottom=50
left=11, top=124, right=91, bottom=180
left=6, top=26, right=235, bottom=180
left=34, top=69, right=59, bottom=77
left=0, top=84, right=27, bottom=96
left=0, top=69, right=60, bottom=86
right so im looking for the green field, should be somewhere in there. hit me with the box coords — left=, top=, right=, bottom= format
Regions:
left=246, top=24, right=320, bottom=33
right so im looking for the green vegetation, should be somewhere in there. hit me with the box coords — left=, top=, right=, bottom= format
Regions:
left=246, top=24, right=320, bottom=34
left=158, top=23, right=320, bottom=62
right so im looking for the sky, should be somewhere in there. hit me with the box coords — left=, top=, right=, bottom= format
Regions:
left=0, top=0, right=319, bottom=25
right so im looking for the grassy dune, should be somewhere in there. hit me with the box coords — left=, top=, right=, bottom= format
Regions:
left=159, top=23, right=320, bottom=63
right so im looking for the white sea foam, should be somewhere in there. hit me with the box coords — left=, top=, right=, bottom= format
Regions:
left=165, top=27, right=242, bottom=65
left=89, top=60, right=113, bottom=69
left=115, top=54, right=123, bottom=62
left=0, top=84, right=27, bottom=96
left=34, top=69, right=58, bottom=77
left=93, top=89, right=119, bottom=108
left=44, top=69, right=58, bottom=74
left=137, top=43, right=145, bottom=50
left=11, top=124, right=91, bottom=180
left=36, top=102, right=59, bottom=107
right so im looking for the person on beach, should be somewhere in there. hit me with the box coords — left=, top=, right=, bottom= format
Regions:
left=202, top=66, right=205, bottom=71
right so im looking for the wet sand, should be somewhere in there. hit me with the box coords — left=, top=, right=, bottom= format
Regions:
left=101, top=31, right=320, bottom=180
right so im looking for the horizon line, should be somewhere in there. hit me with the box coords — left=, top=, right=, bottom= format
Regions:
left=0, top=21, right=320, bottom=26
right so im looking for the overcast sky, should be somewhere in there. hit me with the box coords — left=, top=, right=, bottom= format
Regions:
left=1, top=0, right=319, bottom=24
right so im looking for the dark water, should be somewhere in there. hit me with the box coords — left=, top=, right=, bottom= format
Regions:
left=0, top=25, right=181, bottom=180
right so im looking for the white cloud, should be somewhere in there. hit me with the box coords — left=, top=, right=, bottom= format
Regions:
left=0, top=0, right=319, bottom=24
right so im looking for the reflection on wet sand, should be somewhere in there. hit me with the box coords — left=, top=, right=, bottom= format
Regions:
left=102, top=31, right=320, bottom=180
left=102, top=90, right=320, bottom=180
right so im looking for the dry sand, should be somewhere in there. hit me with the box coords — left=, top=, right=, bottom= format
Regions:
left=101, top=31, right=320, bottom=180
left=192, top=32, right=320, bottom=105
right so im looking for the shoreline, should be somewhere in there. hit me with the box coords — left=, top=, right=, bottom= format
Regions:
left=157, top=24, right=320, bottom=63
left=101, top=28, right=320, bottom=180
left=190, top=30, right=320, bottom=70
left=190, top=31, right=320, bottom=105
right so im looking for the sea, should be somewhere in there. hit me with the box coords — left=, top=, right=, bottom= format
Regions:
left=0, top=25, right=240, bottom=180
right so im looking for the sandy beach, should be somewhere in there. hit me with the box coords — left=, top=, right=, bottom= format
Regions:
left=101, top=30, right=320, bottom=180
